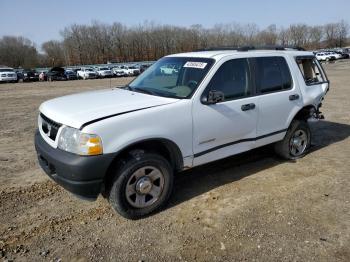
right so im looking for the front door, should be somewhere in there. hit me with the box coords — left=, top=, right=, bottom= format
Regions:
left=192, top=58, right=258, bottom=166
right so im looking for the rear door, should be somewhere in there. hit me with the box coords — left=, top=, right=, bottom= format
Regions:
left=252, top=56, right=302, bottom=147
left=192, top=58, right=258, bottom=166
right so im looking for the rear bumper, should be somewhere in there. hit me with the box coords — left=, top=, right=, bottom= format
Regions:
left=34, top=130, right=115, bottom=199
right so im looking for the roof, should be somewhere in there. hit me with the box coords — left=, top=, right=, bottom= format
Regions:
left=167, top=50, right=314, bottom=60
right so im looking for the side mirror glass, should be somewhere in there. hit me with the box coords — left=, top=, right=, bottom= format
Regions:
left=202, top=90, right=225, bottom=105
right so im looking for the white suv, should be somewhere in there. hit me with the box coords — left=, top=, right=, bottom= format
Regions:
left=0, top=67, right=18, bottom=83
left=95, top=67, right=113, bottom=78
left=77, top=68, right=97, bottom=80
left=35, top=46, right=329, bottom=219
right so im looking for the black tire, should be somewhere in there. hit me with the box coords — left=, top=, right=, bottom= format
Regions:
left=108, top=151, right=173, bottom=219
left=274, top=120, right=311, bottom=160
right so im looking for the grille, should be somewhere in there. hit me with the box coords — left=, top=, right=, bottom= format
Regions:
left=40, top=113, right=62, bottom=141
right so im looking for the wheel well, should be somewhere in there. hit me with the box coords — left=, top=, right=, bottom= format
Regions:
left=293, top=105, right=316, bottom=121
left=102, top=139, right=183, bottom=195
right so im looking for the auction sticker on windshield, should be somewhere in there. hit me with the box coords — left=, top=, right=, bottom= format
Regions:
left=183, top=61, right=207, bottom=69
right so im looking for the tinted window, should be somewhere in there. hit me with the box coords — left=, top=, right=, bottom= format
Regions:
left=205, top=58, right=251, bottom=100
left=255, top=57, right=292, bottom=93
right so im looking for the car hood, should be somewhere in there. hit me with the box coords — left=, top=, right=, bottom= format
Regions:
left=40, top=88, right=179, bottom=129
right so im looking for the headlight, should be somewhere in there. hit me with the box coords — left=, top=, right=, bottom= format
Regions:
left=58, top=126, right=103, bottom=156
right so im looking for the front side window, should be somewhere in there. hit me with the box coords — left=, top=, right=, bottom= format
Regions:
left=129, top=57, right=214, bottom=99
left=296, top=57, right=325, bottom=85
left=255, top=56, right=292, bottom=94
left=204, top=58, right=251, bottom=101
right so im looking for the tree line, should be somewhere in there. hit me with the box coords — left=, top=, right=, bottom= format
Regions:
left=0, top=20, right=349, bottom=68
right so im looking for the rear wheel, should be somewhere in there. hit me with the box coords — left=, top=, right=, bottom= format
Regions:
left=108, top=151, right=173, bottom=219
left=274, top=120, right=311, bottom=160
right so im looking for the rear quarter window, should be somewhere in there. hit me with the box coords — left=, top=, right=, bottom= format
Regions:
left=296, top=56, right=326, bottom=85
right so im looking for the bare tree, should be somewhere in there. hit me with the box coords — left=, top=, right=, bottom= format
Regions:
left=324, top=23, right=338, bottom=47
left=1, top=20, right=349, bottom=68
left=308, top=26, right=324, bottom=49
left=335, top=20, right=349, bottom=47
left=257, top=24, right=278, bottom=45
left=0, top=36, right=38, bottom=68
left=42, top=40, right=65, bottom=66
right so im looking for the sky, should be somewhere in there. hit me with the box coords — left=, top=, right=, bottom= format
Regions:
left=0, top=0, right=349, bottom=47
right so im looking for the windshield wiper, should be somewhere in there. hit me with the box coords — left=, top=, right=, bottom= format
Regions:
left=132, top=87, right=159, bottom=96
left=124, top=85, right=179, bottom=99
left=123, top=85, right=133, bottom=90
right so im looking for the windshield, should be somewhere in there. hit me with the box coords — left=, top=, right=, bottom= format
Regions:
left=85, top=68, right=93, bottom=72
left=0, top=69, right=14, bottom=72
left=129, top=57, right=214, bottom=99
left=99, top=67, right=109, bottom=70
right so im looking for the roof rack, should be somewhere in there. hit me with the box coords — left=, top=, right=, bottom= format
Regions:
left=195, top=45, right=306, bottom=52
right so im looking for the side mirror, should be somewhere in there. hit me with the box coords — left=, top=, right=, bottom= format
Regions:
left=202, top=90, right=225, bottom=105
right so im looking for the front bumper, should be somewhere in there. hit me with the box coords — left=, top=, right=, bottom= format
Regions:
left=34, top=130, right=115, bottom=199
left=87, top=74, right=97, bottom=79
left=0, top=77, right=17, bottom=82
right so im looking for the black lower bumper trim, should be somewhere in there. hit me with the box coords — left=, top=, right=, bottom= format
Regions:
left=35, top=130, right=116, bottom=199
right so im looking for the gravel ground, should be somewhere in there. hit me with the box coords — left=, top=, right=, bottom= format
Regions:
left=0, top=62, right=349, bottom=262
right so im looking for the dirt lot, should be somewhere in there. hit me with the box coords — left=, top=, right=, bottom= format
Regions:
left=0, top=62, right=349, bottom=262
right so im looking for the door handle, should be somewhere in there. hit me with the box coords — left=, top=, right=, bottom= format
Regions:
left=241, top=103, right=256, bottom=111
left=289, top=94, right=300, bottom=101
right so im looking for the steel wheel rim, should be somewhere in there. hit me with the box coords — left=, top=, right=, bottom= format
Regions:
left=289, top=129, right=308, bottom=156
left=125, top=166, right=165, bottom=208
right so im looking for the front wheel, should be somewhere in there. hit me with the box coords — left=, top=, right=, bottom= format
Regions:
left=108, top=152, right=173, bottom=219
left=274, top=120, right=311, bottom=160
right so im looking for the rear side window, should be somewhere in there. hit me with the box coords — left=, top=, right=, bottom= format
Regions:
left=296, top=57, right=325, bottom=85
left=255, top=57, right=292, bottom=94
left=205, top=58, right=251, bottom=100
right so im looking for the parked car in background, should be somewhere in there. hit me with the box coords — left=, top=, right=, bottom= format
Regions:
left=15, top=69, right=24, bottom=82
left=127, top=65, right=140, bottom=76
left=334, top=51, right=349, bottom=59
left=327, top=51, right=342, bottom=59
left=72, top=68, right=81, bottom=75
left=47, top=67, right=67, bottom=81
left=0, top=67, right=18, bottom=83
left=23, top=70, right=39, bottom=82
left=315, top=52, right=336, bottom=62
left=140, top=64, right=151, bottom=73
left=64, top=70, right=78, bottom=80
left=112, top=66, right=128, bottom=77
left=160, top=64, right=179, bottom=74
left=77, top=68, right=97, bottom=80
left=95, top=67, right=113, bottom=78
